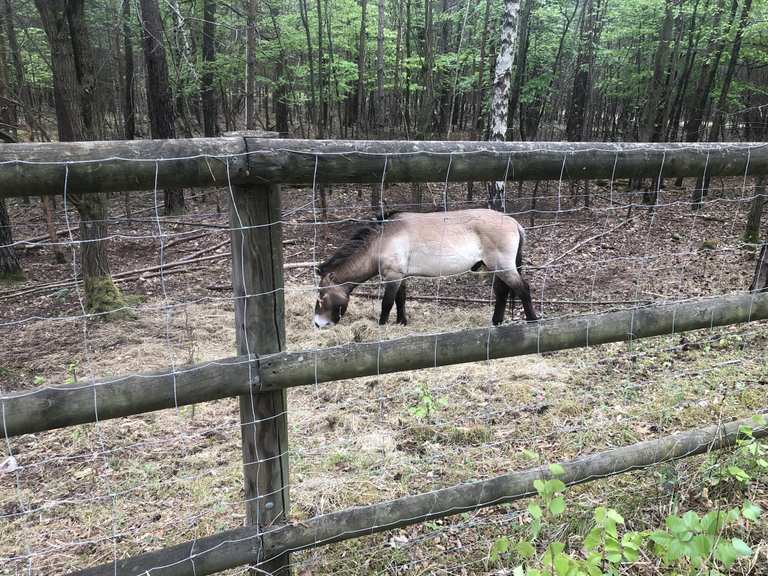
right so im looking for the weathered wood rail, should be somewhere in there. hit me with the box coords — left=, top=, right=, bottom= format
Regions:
left=1, top=139, right=768, bottom=196
left=3, top=291, right=767, bottom=438
left=2, top=136, right=767, bottom=576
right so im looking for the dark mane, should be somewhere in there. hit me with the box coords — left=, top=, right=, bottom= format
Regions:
left=318, top=223, right=380, bottom=275
left=318, top=212, right=406, bottom=275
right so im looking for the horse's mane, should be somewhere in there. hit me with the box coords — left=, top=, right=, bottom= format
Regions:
left=318, top=212, right=401, bottom=275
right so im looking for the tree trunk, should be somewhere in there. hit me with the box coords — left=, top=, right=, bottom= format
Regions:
left=683, top=0, right=735, bottom=145
left=744, top=175, right=765, bottom=246
left=138, top=0, right=185, bottom=214
left=750, top=243, right=768, bottom=292
left=487, top=0, right=520, bottom=211
left=122, top=0, right=136, bottom=140
left=315, top=0, right=328, bottom=137
left=0, top=14, right=22, bottom=278
left=0, top=2, right=16, bottom=140
left=696, top=0, right=752, bottom=200
left=376, top=0, right=385, bottom=132
left=167, top=0, right=197, bottom=137
left=4, top=0, right=45, bottom=141
left=507, top=0, right=534, bottom=140
left=34, top=0, right=124, bottom=313
left=473, top=0, right=492, bottom=134
left=323, top=0, right=344, bottom=135
left=0, top=198, right=22, bottom=279
left=667, top=0, right=704, bottom=143
left=417, top=0, right=434, bottom=137
left=534, top=0, right=578, bottom=140
left=566, top=0, right=597, bottom=142
left=642, top=0, right=675, bottom=142
left=246, top=0, right=258, bottom=129
left=404, top=0, right=412, bottom=133
left=355, top=0, right=368, bottom=133
left=201, top=0, right=217, bottom=137
left=298, top=0, right=318, bottom=132
left=636, top=0, right=676, bottom=203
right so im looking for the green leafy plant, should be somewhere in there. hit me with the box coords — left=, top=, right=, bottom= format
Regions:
left=707, top=416, right=768, bottom=489
left=649, top=502, right=761, bottom=572
left=487, top=459, right=762, bottom=576
left=407, top=383, right=446, bottom=421
left=64, top=362, right=78, bottom=385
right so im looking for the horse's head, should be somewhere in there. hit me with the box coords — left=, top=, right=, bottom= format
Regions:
left=314, top=270, right=349, bottom=328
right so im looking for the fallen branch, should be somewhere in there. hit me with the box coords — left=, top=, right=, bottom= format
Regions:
left=354, top=291, right=651, bottom=307
left=108, top=216, right=229, bottom=229
left=540, top=216, right=638, bottom=269
left=163, top=231, right=212, bottom=250
left=285, top=261, right=316, bottom=270
left=0, top=245, right=232, bottom=300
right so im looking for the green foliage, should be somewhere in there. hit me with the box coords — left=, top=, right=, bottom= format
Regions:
left=706, top=417, right=768, bottom=489
left=649, top=505, right=759, bottom=571
left=11, top=0, right=765, bottom=138
left=488, top=440, right=765, bottom=575
left=407, top=383, right=447, bottom=421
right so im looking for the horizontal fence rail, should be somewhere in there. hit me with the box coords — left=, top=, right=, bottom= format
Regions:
left=71, top=413, right=768, bottom=576
left=0, top=138, right=249, bottom=197
left=4, top=291, right=767, bottom=438
left=2, top=139, right=768, bottom=197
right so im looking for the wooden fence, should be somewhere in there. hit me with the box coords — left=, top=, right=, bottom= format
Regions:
left=1, top=136, right=767, bottom=576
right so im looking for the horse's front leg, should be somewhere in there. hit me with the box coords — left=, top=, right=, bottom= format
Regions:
left=379, top=280, right=402, bottom=325
left=395, top=280, right=407, bottom=325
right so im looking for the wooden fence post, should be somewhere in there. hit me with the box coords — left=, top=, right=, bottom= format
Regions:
left=750, top=243, right=768, bottom=292
left=229, top=132, right=290, bottom=575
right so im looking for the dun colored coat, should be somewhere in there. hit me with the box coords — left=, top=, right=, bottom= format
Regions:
left=313, top=209, right=538, bottom=327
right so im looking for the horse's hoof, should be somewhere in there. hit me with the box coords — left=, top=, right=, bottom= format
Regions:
left=396, top=319, right=408, bottom=326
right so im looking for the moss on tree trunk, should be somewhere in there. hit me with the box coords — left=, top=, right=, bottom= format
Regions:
left=83, top=275, right=126, bottom=316
left=75, top=192, right=126, bottom=316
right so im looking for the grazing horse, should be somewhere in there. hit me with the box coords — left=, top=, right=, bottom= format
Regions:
left=313, top=209, right=538, bottom=328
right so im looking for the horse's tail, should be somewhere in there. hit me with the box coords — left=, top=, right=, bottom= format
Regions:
left=515, top=222, right=526, bottom=271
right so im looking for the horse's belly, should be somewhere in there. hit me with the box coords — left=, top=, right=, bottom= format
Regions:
left=403, top=241, right=483, bottom=277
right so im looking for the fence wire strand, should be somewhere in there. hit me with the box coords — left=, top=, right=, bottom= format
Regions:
left=1, top=144, right=766, bottom=575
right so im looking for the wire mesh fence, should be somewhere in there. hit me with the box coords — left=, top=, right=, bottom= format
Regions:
left=1, top=140, right=767, bottom=575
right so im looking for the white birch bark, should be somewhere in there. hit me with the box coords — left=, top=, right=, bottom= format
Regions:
left=488, top=0, right=520, bottom=211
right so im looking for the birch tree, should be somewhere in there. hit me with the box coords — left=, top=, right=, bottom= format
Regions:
left=488, top=0, right=520, bottom=212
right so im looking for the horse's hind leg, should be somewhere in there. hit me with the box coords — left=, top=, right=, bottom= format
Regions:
left=516, top=278, right=538, bottom=321
left=395, top=280, right=407, bottom=325
left=494, top=270, right=539, bottom=322
left=379, top=280, right=402, bottom=325
left=512, top=277, right=539, bottom=322
left=492, top=275, right=510, bottom=326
